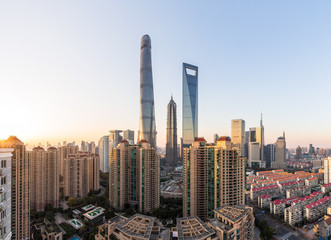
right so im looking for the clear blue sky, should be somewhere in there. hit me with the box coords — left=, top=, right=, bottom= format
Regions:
left=1, top=1, right=331, bottom=148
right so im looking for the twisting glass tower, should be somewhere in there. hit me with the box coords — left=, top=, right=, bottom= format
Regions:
left=138, top=35, right=156, bottom=147
left=166, top=96, right=177, bottom=166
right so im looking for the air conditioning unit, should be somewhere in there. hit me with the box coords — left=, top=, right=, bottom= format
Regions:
left=0, top=187, right=4, bottom=193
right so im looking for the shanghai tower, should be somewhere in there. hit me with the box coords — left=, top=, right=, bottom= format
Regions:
left=138, top=35, right=156, bottom=147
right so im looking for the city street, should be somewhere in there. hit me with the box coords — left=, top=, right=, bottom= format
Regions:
left=249, top=202, right=303, bottom=240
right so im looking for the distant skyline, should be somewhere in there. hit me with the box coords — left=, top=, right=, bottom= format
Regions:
left=1, top=1, right=331, bottom=148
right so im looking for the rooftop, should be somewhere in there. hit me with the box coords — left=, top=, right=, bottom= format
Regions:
left=252, top=184, right=279, bottom=192
left=305, top=196, right=331, bottom=209
left=116, top=214, right=156, bottom=240
left=214, top=205, right=250, bottom=223
left=176, top=216, right=214, bottom=240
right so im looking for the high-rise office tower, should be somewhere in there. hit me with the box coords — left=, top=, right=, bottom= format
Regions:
left=264, top=144, right=275, bottom=168
left=323, top=157, right=331, bottom=184
left=99, top=136, right=109, bottom=173
left=123, top=130, right=135, bottom=144
left=183, top=137, right=245, bottom=220
left=138, top=35, right=156, bottom=148
left=248, top=116, right=264, bottom=168
left=81, top=141, right=86, bottom=151
left=231, top=119, right=245, bottom=156
left=182, top=63, right=198, bottom=147
left=166, top=96, right=177, bottom=166
left=271, top=132, right=286, bottom=169
left=213, top=134, right=219, bottom=143
left=0, top=136, right=30, bottom=240
left=29, top=147, right=60, bottom=212
left=63, top=152, right=99, bottom=198
left=296, top=146, right=302, bottom=160
left=109, top=130, right=123, bottom=149
left=309, top=144, right=315, bottom=155
left=109, top=140, right=160, bottom=214
left=0, top=148, right=13, bottom=239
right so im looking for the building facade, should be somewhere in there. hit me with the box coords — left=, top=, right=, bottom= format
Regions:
left=231, top=119, right=245, bottom=156
left=0, top=148, right=13, bottom=240
left=29, top=147, right=60, bottom=211
left=123, top=130, right=134, bottom=144
left=182, top=62, right=198, bottom=147
left=264, top=144, right=275, bottom=168
left=324, top=157, right=331, bottom=184
left=272, top=132, right=286, bottom=169
left=183, top=137, right=245, bottom=220
left=98, top=136, right=109, bottom=173
left=109, top=140, right=160, bottom=214
left=138, top=35, right=157, bottom=148
left=0, top=136, right=30, bottom=240
left=63, top=152, right=100, bottom=198
left=166, top=96, right=177, bottom=166
left=248, top=117, right=264, bottom=168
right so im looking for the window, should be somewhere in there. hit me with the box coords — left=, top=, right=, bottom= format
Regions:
left=0, top=161, right=6, bottom=168
left=0, top=177, right=6, bottom=185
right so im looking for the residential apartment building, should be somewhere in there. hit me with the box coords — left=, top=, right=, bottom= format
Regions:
left=208, top=205, right=255, bottom=240
left=304, top=196, right=331, bottom=222
left=29, top=147, right=60, bottom=211
left=0, top=136, right=30, bottom=239
left=0, top=148, right=13, bottom=240
left=183, top=137, right=245, bottom=220
left=63, top=152, right=100, bottom=198
left=109, top=140, right=160, bottom=214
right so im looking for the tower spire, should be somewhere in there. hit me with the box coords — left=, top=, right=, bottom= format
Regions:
left=260, top=113, right=263, bottom=127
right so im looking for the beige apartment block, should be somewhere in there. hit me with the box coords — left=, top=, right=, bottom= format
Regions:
left=208, top=205, right=255, bottom=240
left=183, top=137, right=245, bottom=221
left=63, top=152, right=99, bottom=198
left=109, top=140, right=160, bottom=214
left=304, top=196, right=331, bottom=222
left=0, top=136, right=30, bottom=240
left=29, top=147, right=60, bottom=212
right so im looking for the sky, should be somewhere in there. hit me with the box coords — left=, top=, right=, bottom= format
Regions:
left=0, top=1, right=331, bottom=148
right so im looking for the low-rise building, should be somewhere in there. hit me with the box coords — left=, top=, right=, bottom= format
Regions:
left=319, top=217, right=331, bottom=239
left=286, top=186, right=311, bottom=198
left=322, top=183, right=331, bottom=194
left=175, top=216, right=215, bottom=240
left=305, top=177, right=318, bottom=188
left=304, top=196, right=331, bottom=222
left=250, top=185, right=281, bottom=202
left=284, top=205, right=303, bottom=226
left=270, top=199, right=285, bottom=215
left=258, top=195, right=272, bottom=209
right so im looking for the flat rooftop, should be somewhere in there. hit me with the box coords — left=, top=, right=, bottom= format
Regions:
left=116, top=214, right=156, bottom=240
left=176, top=216, right=215, bottom=240
left=83, top=207, right=105, bottom=220
left=68, top=219, right=84, bottom=230
left=214, top=205, right=250, bottom=223
left=81, top=204, right=95, bottom=212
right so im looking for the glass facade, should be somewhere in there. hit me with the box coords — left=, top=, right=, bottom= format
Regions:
left=182, top=63, right=198, bottom=146
left=138, top=35, right=156, bottom=147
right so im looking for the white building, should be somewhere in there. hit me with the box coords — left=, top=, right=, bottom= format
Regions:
left=99, top=136, right=109, bottom=173
left=0, top=148, right=12, bottom=240
left=324, top=157, right=331, bottom=184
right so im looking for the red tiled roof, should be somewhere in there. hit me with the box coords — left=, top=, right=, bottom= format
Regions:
left=280, top=181, right=297, bottom=187
left=322, top=183, right=331, bottom=188
left=259, top=194, right=271, bottom=199
left=48, top=147, right=57, bottom=150
left=272, top=199, right=285, bottom=205
left=305, top=196, right=331, bottom=209
left=139, top=139, right=149, bottom=143
left=120, top=140, right=129, bottom=143
left=216, top=136, right=231, bottom=142
left=194, top=137, right=207, bottom=142
left=307, top=177, right=318, bottom=181
left=252, top=184, right=279, bottom=192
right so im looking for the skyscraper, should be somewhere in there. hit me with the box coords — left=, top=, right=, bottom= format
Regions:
left=166, top=96, right=177, bottom=166
left=99, top=136, right=109, bottom=173
left=29, top=147, right=60, bottom=212
left=0, top=148, right=13, bottom=239
left=264, top=144, right=275, bottom=168
left=183, top=137, right=245, bottom=220
left=248, top=116, right=264, bottom=168
left=109, top=140, right=160, bottom=214
left=109, top=130, right=123, bottom=149
left=123, top=130, right=135, bottom=144
left=296, top=146, right=302, bottom=160
left=271, top=132, right=286, bottom=169
left=63, top=152, right=100, bottom=198
left=0, top=136, right=30, bottom=239
left=324, top=157, right=331, bottom=184
left=138, top=35, right=156, bottom=148
left=231, top=119, right=245, bottom=156
left=182, top=63, right=198, bottom=147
